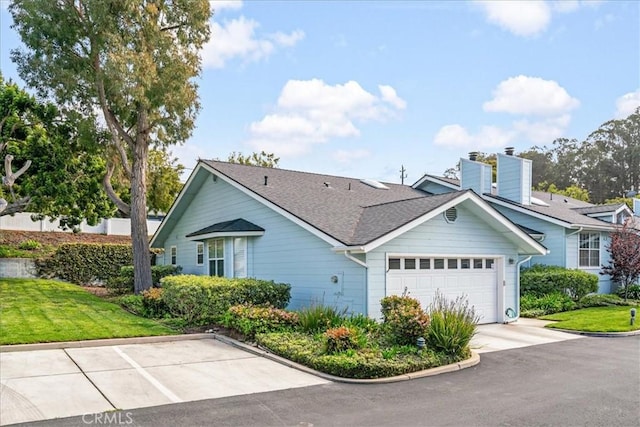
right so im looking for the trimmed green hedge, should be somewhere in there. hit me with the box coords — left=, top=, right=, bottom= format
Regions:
left=521, top=265, right=598, bottom=301
left=160, top=275, right=291, bottom=325
left=37, top=243, right=132, bottom=285
left=106, top=265, right=182, bottom=294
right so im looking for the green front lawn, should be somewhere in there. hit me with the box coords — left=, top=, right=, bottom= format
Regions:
left=541, top=305, right=640, bottom=333
left=0, top=278, right=177, bottom=345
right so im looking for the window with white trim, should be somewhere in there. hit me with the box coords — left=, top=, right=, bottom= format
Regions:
left=196, top=242, right=204, bottom=265
left=388, top=256, right=496, bottom=271
left=208, top=238, right=224, bottom=277
left=233, top=237, right=247, bottom=278
left=579, top=232, right=600, bottom=267
left=170, top=246, right=177, bottom=265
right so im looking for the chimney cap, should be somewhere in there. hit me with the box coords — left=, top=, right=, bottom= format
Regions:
left=468, top=151, right=479, bottom=161
left=505, top=147, right=515, bottom=156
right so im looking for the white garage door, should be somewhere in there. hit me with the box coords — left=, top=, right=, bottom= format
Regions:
left=386, top=256, right=498, bottom=324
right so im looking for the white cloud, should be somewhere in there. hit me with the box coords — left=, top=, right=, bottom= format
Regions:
left=202, top=16, right=304, bottom=69
left=474, top=0, right=551, bottom=37
left=333, top=149, right=371, bottom=164
left=209, top=1, right=243, bottom=12
left=615, top=90, right=640, bottom=118
left=483, top=75, right=580, bottom=116
left=513, top=114, right=571, bottom=144
left=379, top=85, right=407, bottom=110
left=475, top=0, right=602, bottom=37
left=269, top=30, right=305, bottom=47
left=433, top=124, right=515, bottom=149
left=247, top=79, right=406, bottom=156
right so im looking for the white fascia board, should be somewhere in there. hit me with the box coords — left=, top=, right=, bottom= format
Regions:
left=332, top=246, right=366, bottom=253
left=200, top=163, right=344, bottom=248
left=411, top=174, right=460, bottom=190
left=485, top=196, right=574, bottom=228
left=150, top=162, right=206, bottom=247
left=186, top=231, right=265, bottom=241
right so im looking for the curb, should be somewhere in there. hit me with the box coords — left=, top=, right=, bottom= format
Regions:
left=547, top=328, right=640, bottom=338
left=213, top=334, right=481, bottom=384
left=0, top=333, right=215, bottom=353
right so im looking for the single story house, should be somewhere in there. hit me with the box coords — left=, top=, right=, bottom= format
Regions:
left=413, top=150, right=639, bottom=294
left=151, top=160, right=547, bottom=324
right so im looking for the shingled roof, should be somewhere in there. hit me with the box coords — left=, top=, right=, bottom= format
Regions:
left=201, top=160, right=466, bottom=246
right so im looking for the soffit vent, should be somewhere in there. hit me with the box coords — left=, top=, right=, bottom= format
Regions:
left=360, top=178, right=389, bottom=190
left=444, top=207, right=458, bottom=223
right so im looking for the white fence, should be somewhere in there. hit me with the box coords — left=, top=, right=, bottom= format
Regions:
left=0, top=212, right=162, bottom=236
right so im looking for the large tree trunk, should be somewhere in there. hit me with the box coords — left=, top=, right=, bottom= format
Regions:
left=131, top=137, right=152, bottom=294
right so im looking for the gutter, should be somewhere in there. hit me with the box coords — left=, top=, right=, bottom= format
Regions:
left=566, top=226, right=583, bottom=237
left=505, top=255, right=532, bottom=324
left=343, top=251, right=368, bottom=268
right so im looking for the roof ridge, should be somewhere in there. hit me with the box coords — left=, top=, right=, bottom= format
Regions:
left=203, top=159, right=401, bottom=186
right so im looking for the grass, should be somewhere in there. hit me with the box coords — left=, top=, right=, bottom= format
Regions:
left=0, top=278, right=177, bottom=345
left=541, top=305, right=640, bottom=333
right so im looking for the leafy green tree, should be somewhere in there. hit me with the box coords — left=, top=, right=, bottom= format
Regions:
left=10, top=0, right=211, bottom=292
left=147, top=149, right=184, bottom=214
left=534, top=182, right=590, bottom=202
left=0, top=76, right=113, bottom=228
left=604, top=196, right=640, bottom=210
left=578, top=108, right=640, bottom=203
left=227, top=151, right=280, bottom=168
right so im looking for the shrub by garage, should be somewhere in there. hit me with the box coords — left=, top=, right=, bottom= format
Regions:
left=521, top=265, right=598, bottom=301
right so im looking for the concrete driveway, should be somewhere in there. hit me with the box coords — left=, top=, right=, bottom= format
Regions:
left=0, top=338, right=328, bottom=426
left=471, top=317, right=583, bottom=353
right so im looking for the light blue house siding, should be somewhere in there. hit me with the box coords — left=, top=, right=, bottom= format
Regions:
left=365, top=202, right=519, bottom=320
left=157, top=170, right=367, bottom=313
left=460, top=159, right=492, bottom=196
left=497, top=154, right=532, bottom=205
left=491, top=205, right=612, bottom=293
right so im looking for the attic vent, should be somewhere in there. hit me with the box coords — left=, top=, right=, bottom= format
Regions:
left=360, top=178, right=389, bottom=190
left=444, top=207, right=458, bottom=223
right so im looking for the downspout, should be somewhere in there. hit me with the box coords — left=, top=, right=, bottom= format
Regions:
left=506, top=255, right=532, bottom=323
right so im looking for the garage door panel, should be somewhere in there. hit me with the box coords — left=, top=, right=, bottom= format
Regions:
left=386, top=257, right=498, bottom=324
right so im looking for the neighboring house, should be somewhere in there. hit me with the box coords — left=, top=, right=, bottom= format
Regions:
left=151, top=160, right=547, bottom=324
left=413, top=150, right=638, bottom=294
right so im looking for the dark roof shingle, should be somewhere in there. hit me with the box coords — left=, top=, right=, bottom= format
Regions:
left=201, top=160, right=467, bottom=245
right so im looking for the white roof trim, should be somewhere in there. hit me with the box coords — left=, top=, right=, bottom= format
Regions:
left=200, top=162, right=344, bottom=248
left=412, top=174, right=460, bottom=190
left=186, top=231, right=265, bottom=241
left=352, top=191, right=547, bottom=255
left=151, top=162, right=208, bottom=247
left=485, top=196, right=615, bottom=231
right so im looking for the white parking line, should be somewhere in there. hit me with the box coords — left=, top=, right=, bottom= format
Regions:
left=112, top=347, right=183, bottom=403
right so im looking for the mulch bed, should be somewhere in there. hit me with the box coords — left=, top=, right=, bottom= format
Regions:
left=0, top=230, right=131, bottom=246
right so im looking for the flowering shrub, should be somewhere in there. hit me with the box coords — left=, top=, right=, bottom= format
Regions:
left=380, top=295, right=430, bottom=345
left=222, top=304, right=299, bottom=339
left=324, top=326, right=360, bottom=354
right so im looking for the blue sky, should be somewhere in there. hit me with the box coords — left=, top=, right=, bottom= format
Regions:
left=1, top=0, right=638, bottom=184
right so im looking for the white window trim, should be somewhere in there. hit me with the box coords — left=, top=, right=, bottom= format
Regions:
left=579, top=232, right=600, bottom=268
left=196, top=242, right=204, bottom=266
left=208, top=238, right=225, bottom=277
left=233, top=237, right=248, bottom=278
left=170, top=245, right=177, bottom=266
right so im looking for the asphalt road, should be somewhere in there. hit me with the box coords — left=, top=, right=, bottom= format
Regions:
left=18, top=336, right=640, bottom=427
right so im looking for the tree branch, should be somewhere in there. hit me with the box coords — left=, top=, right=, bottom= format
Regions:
left=114, top=140, right=132, bottom=179
left=103, top=162, right=131, bottom=216
left=0, top=196, right=30, bottom=216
